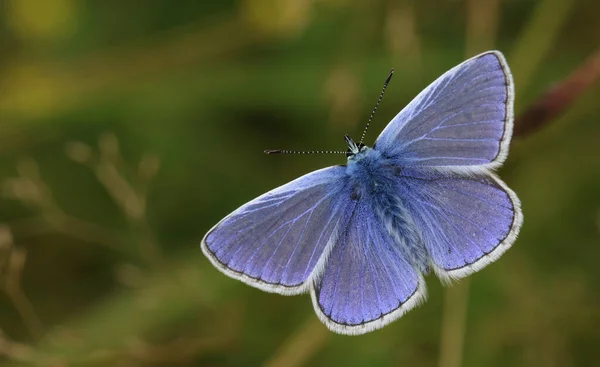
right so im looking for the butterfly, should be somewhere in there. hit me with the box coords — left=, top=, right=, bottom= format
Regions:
left=201, top=50, right=523, bottom=335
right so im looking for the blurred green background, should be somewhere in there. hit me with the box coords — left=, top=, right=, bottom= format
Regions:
left=0, top=0, right=599, bottom=366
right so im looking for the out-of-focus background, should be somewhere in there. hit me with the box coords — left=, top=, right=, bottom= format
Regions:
left=0, top=0, right=599, bottom=366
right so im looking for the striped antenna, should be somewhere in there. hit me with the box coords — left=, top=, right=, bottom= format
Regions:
left=359, top=68, right=394, bottom=145
left=264, top=149, right=346, bottom=155
left=265, top=68, right=394, bottom=156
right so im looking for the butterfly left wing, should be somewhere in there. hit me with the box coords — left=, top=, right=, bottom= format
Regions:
left=397, top=168, right=522, bottom=281
left=311, top=199, right=426, bottom=335
left=375, top=51, right=514, bottom=170
left=202, top=166, right=356, bottom=295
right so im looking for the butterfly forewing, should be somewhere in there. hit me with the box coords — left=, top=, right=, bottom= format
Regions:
left=375, top=51, right=513, bottom=170
left=202, top=166, right=356, bottom=295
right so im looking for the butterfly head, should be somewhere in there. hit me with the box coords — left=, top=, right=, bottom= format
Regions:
left=344, top=135, right=367, bottom=158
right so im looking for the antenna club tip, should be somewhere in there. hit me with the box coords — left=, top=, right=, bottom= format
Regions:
left=264, top=149, right=282, bottom=154
left=386, top=68, right=394, bottom=82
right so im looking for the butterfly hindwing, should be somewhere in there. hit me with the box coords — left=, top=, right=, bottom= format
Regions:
left=397, top=167, right=522, bottom=281
left=311, top=198, right=426, bottom=335
left=202, top=166, right=356, bottom=295
left=375, top=51, right=514, bottom=170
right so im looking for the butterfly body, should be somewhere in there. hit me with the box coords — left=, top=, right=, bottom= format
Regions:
left=346, top=144, right=429, bottom=272
left=202, top=51, right=522, bottom=335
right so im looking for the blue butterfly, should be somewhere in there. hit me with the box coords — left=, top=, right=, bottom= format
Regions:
left=201, top=51, right=523, bottom=335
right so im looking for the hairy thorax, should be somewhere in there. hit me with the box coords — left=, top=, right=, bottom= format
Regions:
left=346, top=147, right=429, bottom=271
left=346, top=148, right=399, bottom=198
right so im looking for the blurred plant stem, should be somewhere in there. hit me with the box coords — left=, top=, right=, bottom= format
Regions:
left=2, top=249, right=44, bottom=341
left=94, top=140, right=164, bottom=269
left=9, top=215, right=125, bottom=252
left=510, top=0, right=574, bottom=95
left=3, top=158, right=127, bottom=252
left=70, top=133, right=165, bottom=270
left=514, top=47, right=600, bottom=138
left=0, top=228, right=44, bottom=341
left=264, top=318, right=330, bottom=367
left=438, top=281, right=470, bottom=367
left=4, top=252, right=230, bottom=366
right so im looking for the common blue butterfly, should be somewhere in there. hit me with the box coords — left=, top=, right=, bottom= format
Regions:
left=201, top=51, right=523, bottom=335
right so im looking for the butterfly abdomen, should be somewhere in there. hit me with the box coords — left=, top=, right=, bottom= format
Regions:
left=377, top=196, right=429, bottom=273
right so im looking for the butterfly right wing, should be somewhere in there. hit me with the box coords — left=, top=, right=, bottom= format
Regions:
left=202, top=166, right=356, bottom=295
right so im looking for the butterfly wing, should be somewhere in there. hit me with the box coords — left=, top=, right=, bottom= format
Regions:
left=375, top=51, right=514, bottom=170
left=311, top=199, right=426, bottom=335
left=397, top=168, right=522, bottom=281
left=202, top=166, right=357, bottom=295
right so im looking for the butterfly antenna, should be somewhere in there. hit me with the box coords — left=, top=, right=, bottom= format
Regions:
left=264, top=149, right=346, bottom=155
left=358, top=68, right=394, bottom=145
